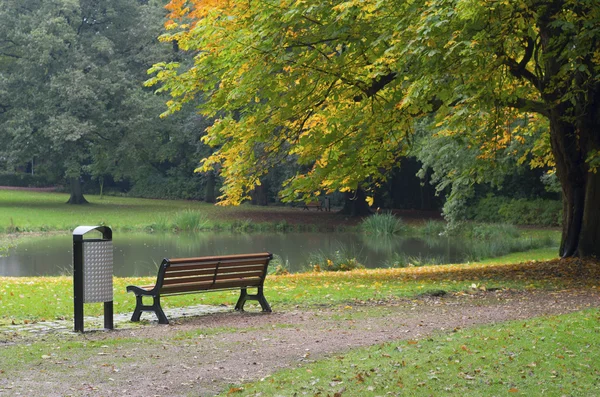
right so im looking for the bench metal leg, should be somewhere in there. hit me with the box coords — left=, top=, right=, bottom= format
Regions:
left=235, top=288, right=248, bottom=311
left=153, top=296, right=169, bottom=324
left=130, top=295, right=144, bottom=322
left=235, top=287, right=272, bottom=313
left=256, top=286, right=272, bottom=312
left=130, top=294, right=169, bottom=324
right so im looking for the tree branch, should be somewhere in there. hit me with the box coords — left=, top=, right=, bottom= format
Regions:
left=353, top=72, right=397, bottom=101
left=502, top=97, right=549, bottom=117
left=497, top=37, right=542, bottom=89
left=0, top=51, right=21, bottom=59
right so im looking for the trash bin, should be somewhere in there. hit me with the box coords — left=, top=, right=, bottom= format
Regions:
left=72, top=225, right=114, bottom=332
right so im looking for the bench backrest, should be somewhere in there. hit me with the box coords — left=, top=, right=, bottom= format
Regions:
left=156, top=252, right=272, bottom=295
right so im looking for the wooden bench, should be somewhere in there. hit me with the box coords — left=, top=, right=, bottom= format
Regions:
left=303, top=201, right=322, bottom=211
left=126, top=252, right=273, bottom=324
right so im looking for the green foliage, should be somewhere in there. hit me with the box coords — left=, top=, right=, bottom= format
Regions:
left=462, top=235, right=557, bottom=263
left=128, top=174, right=206, bottom=201
left=0, top=172, right=52, bottom=188
left=419, top=220, right=446, bottom=236
left=147, top=0, right=600, bottom=258
left=230, top=218, right=254, bottom=233
left=469, top=196, right=562, bottom=226
left=269, top=254, right=291, bottom=276
left=359, top=213, right=408, bottom=235
left=0, top=0, right=208, bottom=202
left=146, top=214, right=172, bottom=233
left=385, top=253, right=446, bottom=268
left=467, top=223, right=522, bottom=240
left=172, top=210, right=210, bottom=232
left=309, top=249, right=364, bottom=272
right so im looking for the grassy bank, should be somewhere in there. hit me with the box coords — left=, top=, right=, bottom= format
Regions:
left=3, top=249, right=598, bottom=325
left=224, top=308, right=600, bottom=396
left=0, top=190, right=346, bottom=234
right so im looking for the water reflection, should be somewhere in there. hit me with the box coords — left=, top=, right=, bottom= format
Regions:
left=0, top=232, right=469, bottom=277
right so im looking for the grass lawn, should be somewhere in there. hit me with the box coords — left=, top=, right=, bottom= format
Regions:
left=1, top=248, right=596, bottom=325
left=0, top=190, right=300, bottom=233
left=223, top=307, right=600, bottom=396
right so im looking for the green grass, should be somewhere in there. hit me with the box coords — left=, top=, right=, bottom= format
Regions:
left=222, top=308, right=600, bottom=396
left=4, top=247, right=595, bottom=325
left=0, top=190, right=321, bottom=234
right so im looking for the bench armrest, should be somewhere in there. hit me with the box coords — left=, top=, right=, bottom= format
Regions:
left=126, top=285, right=156, bottom=296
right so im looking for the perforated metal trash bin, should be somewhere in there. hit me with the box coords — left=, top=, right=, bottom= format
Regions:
left=73, top=226, right=114, bottom=332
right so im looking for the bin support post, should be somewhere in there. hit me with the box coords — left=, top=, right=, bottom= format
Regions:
left=104, top=301, right=114, bottom=330
left=73, top=235, right=84, bottom=332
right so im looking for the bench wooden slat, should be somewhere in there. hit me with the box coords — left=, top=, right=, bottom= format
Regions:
left=214, top=270, right=265, bottom=281
left=160, top=278, right=262, bottom=294
left=164, top=264, right=268, bottom=280
left=161, top=269, right=265, bottom=286
left=164, top=258, right=270, bottom=273
left=168, top=253, right=271, bottom=265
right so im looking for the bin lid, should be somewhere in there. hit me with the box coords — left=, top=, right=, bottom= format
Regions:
left=73, top=225, right=112, bottom=240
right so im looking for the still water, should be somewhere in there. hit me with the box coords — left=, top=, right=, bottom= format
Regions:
left=0, top=232, right=468, bottom=277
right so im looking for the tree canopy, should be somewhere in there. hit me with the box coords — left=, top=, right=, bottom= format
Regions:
left=0, top=0, right=206, bottom=202
left=149, top=0, right=599, bottom=257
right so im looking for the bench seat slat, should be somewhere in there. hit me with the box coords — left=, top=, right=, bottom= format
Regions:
left=160, top=278, right=262, bottom=294
left=164, top=264, right=268, bottom=279
left=162, top=270, right=265, bottom=286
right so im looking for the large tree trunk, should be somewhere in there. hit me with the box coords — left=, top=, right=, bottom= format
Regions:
left=339, top=188, right=372, bottom=216
left=579, top=170, right=600, bottom=256
left=538, top=4, right=600, bottom=258
left=550, top=107, right=600, bottom=258
left=204, top=171, right=216, bottom=203
left=66, top=177, right=88, bottom=205
left=251, top=180, right=269, bottom=206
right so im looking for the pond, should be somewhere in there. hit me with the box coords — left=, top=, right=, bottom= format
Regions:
left=0, top=232, right=470, bottom=277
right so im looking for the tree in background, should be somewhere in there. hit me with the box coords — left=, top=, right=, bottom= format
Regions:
left=149, top=0, right=600, bottom=258
left=0, top=0, right=204, bottom=203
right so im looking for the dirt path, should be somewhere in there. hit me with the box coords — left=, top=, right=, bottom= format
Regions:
left=2, top=288, right=600, bottom=396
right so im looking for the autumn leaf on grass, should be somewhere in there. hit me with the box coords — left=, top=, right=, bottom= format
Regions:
left=227, top=387, right=243, bottom=394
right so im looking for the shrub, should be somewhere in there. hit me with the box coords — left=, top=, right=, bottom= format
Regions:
left=0, top=172, right=53, bottom=187
left=467, top=223, right=521, bottom=240
left=146, top=214, right=172, bottom=232
left=497, top=198, right=562, bottom=226
left=309, top=249, right=364, bottom=272
left=230, top=218, right=254, bottom=232
left=360, top=213, right=408, bottom=235
left=469, top=195, right=561, bottom=226
left=269, top=254, right=291, bottom=275
left=462, top=234, right=557, bottom=262
left=128, top=174, right=205, bottom=200
left=172, top=210, right=209, bottom=232
left=419, top=220, right=446, bottom=236
left=384, top=253, right=446, bottom=268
